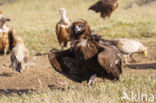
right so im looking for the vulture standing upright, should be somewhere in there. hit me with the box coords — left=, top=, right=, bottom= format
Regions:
left=48, top=19, right=122, bottom=84
left=89, top=0, right=118, bottom=18
left=0, top=13, right=15, bottom=55
left=56, top=8, right=72, bottom=49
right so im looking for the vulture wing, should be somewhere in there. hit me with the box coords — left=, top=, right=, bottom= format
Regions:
left=97, top=44, right=122, bottom=80
left=56, top=23, right=70, bottom=43
left=48, top=49, right=86, bottom=82
left=89, top=0, right=118, bottom=18
left=56, top=23, right=61, bottom=36
left=8, top=29, right=16, bottom=51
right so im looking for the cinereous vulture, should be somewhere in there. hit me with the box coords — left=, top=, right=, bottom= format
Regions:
left=48, top=19, right=122, bottom=84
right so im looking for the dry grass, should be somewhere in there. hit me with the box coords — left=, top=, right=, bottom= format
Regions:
left=0, top=0, right=156, bottom=103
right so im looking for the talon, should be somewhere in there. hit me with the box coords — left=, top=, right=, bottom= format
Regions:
left=88, top=74, right=96, bottom=85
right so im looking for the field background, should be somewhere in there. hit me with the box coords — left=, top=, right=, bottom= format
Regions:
left=0, top=0, right=156, bottom=103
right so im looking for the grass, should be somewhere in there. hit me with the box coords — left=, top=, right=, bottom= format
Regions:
left=0, top=0, right=156, bottom=103
left=0, top=73, right=155, bottom=103
left=1, top=0, right=156, bottom=55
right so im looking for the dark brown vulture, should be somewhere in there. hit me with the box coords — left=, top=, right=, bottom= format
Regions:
left=48, top=19, right=122, bottom=84
left=89, top=0, right=118, bottom=19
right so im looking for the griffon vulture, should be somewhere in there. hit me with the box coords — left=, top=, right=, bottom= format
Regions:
left=49, top=19, right=122, bottom=84
left=10, top=35, right=29, bottom=73
left=89, top=0, right=118, bottom=19
left=56, top=8, right=72, bottom=49
left=0, top=14, right=14, bottom=55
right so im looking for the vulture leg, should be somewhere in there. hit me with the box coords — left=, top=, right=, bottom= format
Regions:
left=60, top=42, right=65, bottom=50
left=4, top=45, right=9, bottom=56
left=123, top=55, right=129, bottom=64
left=129, top=53, right=137, bottom=62
left=66, top=41, right=71, bottom=48
left=88, top=74, right=97, bottom=85
left=10, top=52, right=14, bottom=68
left=48, top=49, right=86, bottom=83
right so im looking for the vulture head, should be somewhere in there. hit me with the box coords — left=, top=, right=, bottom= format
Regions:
left=70, top=19, right=91, bottom=41
left=0, top=17, right=11, bottom=28
left=59, top=8, right=66, bottom=16
left=138, top=45, right=147, bottom=57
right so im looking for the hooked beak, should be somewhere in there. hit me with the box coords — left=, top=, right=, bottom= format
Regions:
left=144, top=51, right=147, bottom=57
left=74, top=26, right=81, bottom=34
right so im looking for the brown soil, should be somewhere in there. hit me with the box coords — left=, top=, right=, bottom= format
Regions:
left=0, top=54, right=156, bottom=93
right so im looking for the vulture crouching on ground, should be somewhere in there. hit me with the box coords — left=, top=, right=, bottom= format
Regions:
left=98, top=38, right=147, bottom=64
left=48, top=19, right=122, bottom=84
left=89, top=0, right=118, bottom=19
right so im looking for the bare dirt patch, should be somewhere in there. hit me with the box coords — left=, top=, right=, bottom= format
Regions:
left=0, top=53, right=156, bottom=92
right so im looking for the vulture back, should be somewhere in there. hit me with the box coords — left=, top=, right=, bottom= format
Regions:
left=89, top=0, right=118, bottom=18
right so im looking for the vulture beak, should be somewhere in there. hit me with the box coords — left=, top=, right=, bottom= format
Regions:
left=143, top=51, right=147, bottom=57
left=74, top=26, right=81, bottom=34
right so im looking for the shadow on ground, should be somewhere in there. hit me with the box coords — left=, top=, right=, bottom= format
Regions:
left=128, top=62, right=156, bottom=69
left=0, top=72, right=13, bottom=77
left=48, top=85, right=66, bottom=91
left=0, top=89, right=36, bottom=95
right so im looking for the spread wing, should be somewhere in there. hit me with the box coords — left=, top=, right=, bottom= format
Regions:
left=89, top=0, right=118, bottom=18
left=48, top=49, right=85, bottom=82
left=97, top=44, right=122, bottom=80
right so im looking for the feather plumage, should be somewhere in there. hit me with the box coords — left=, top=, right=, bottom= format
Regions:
left=93, top=37, right=148, bottom=64
left=89, top=0, right=118, bottom=18
left=10, top=36, right=29, bottom=73
left=0, top=15, right=12, bottom=55
left=56, top=8, right=72, bottom=49
left=49, top=20, right=122, bottom=83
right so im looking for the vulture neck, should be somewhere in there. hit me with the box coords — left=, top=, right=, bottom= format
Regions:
left=61, top=12, right=70, bottom=25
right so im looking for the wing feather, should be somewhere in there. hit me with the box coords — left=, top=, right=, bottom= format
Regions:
left=89, top=0, right=118, bottom=18
left=97, top=44, right=122, bottom=79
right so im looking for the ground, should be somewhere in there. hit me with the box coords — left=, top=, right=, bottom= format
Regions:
left=0, top=49, right=155, bottom=91
left=0, top=0, right=156, bottom=103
